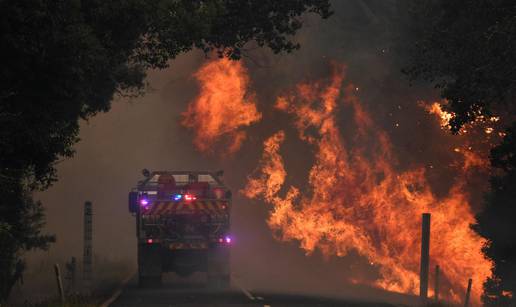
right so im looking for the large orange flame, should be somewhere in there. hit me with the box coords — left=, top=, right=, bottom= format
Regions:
left=243, top=64, right=492, bottom=304
left=182, top=58, right=262, bottom=154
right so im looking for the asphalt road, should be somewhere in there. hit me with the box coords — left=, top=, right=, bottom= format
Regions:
left=109, top=274, right=397, bottom=307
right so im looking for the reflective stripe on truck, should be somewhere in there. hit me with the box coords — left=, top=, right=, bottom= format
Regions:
left=142, top=200, right=228, bottom=215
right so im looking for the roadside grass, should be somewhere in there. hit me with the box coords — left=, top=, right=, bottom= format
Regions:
left=6, top=294, right=98, bottom=307
left=7, top=257, right=133, bottom=307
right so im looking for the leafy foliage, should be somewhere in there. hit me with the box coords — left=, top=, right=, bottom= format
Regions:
left=0, top=0, right=331, bottom=301
left=473, top=123, right=516, bottom=305
left=403, top=0, right=516, bottom=133
left=1, top=0, right=332, bottom=189
left=0, top=173, right=55, bottom=301
left=137, top=0, right=332, bottom=65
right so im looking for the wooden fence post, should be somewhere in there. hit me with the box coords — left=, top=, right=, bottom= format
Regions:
left=464, top=278, right=472, bottom=307
left=83, top=201, right=93, bottom=293
left=420, top=213, right=431, bottom=303
left=434, top=265, right=440, bottom=302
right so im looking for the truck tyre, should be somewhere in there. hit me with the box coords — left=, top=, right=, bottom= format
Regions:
left=207, top=246, right=230, bottom=289
left=138, top=244, right=162, bottom=288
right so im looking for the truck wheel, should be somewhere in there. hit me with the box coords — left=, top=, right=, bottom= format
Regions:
left=138, top=244, right=162, bottom=288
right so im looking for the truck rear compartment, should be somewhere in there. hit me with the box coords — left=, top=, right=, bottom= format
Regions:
left=130, top=171, right=231, bottom=288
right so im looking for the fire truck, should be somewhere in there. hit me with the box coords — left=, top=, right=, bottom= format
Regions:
left=128, top=170, right=232, bottom=287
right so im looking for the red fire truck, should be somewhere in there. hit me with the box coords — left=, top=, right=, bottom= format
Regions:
left=128, top=170, right=232, bottom=287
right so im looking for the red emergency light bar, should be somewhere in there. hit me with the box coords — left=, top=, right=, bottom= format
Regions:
left=184, top=194, right=196, bottom=201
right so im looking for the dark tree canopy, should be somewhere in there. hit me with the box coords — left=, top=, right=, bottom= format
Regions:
left=0, top=0, right=331, bottom=301
left=473, top=123, right=516, bottom=305
left=404, top=0, right=516, bottom=133
left=0, top=0, right=332, bottom=188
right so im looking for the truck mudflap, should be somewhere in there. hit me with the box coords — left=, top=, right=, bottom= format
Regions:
left=142, top=200, right=228, bottom=215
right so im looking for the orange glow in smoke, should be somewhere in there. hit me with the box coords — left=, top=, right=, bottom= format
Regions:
left=243, top=65, right=492, bottom=304
left=182, top=58, right=261, bottom=154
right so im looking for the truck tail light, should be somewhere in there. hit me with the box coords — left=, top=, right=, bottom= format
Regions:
left=184, top=194, right=196, bottom=201
left=140, top=192, right=149, bottom=206
left=219, top=236, right=232, bottom=244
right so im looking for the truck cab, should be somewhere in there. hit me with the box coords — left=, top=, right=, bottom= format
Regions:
left=128, top=170, right=231, bottom=287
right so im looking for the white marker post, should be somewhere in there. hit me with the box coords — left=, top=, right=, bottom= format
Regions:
left=54, top=263, right=64, bottom=304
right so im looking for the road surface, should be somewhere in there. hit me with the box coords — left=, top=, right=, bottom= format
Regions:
left=109, top=274, right=397, bottom=307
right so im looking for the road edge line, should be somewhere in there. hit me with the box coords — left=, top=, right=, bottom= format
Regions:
left=99, top=272, right=135, bottom=307
left=231, top=275, right=255, bottom=301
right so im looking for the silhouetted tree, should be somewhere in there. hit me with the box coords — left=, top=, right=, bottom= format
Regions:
left=473, top=123, right=516, bottom=305
left=0, top=0, right=332, bottom=301
left=403, top=0, right=515, bottom=133
left=0, top=174, right=55, bottom=301
left=404, top=1, right=516, bottom=305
